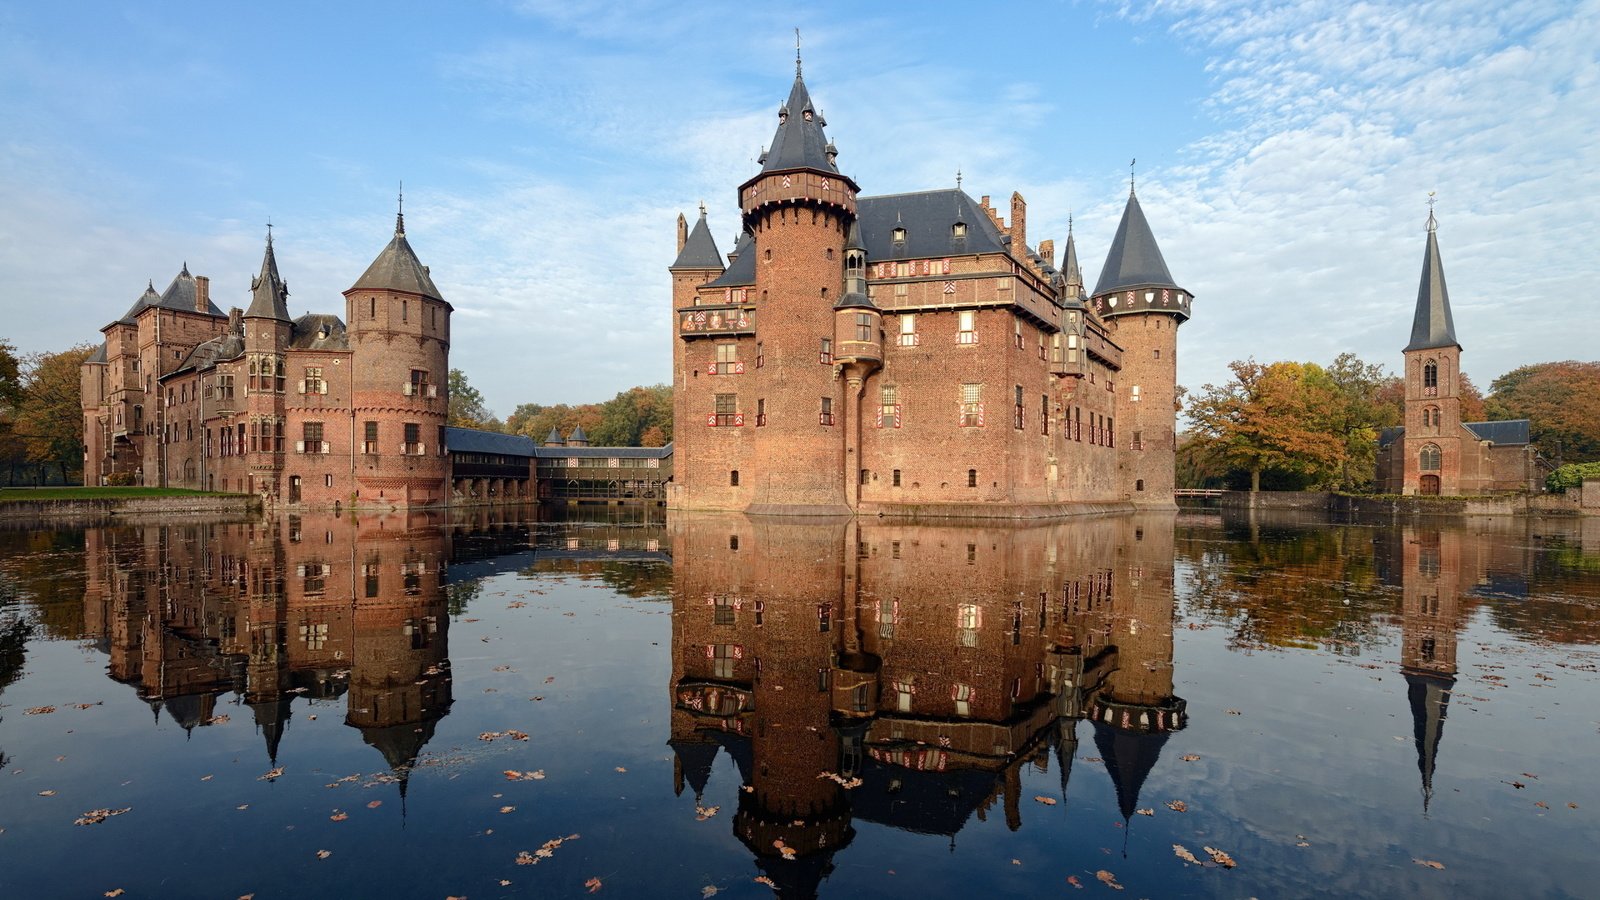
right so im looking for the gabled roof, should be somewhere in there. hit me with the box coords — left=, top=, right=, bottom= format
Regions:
left=289, top=313, right=348, bottom=351
left=1378, top=425, right=1406, bottom=448
left=1092, top=190, right=1182, bottom=298
left=706, top=231, right=756, bottom=288
left=755, top=68, right=839, bottom=178
left=1463, top=419, right=1530, bottom=445
left=1405, top=211, right=1460, bottom=352
left=670, top=207, right=725, bottom=271
left=856, top=189, right=1009, bottom=260
left=444, top=426, right=538, bottom=457
left=348, top=210, right=446, bottom=303
left=245, top=233, right=291, bottom=321
left=85, top=342, right=108, bottom=364
left=166, top=332, right=244, bottom=379
left=111, top=266, right=226, bottom=328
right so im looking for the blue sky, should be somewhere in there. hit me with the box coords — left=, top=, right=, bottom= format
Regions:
left=2, top=0, right=1595, bottom=420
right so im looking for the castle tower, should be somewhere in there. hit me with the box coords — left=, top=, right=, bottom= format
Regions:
left=1091, top=188, right=1191, bottom=507
left=344, top=202, right=452, bottom=507
left=1400, top=207, right=1462, bottom=496
left=678, top=55, right=860, bottom=513
left=242, top=231, right=292, bottom=498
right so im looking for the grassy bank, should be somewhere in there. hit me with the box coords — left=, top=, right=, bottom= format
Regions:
left=0, top=486, right=234, bottom=503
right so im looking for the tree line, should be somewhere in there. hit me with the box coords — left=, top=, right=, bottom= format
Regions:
left=0, top=340, right=94, bottom=485
left=1181, top=354, right=1600, bottom=491
left=448, top=370, right=672, bottom=448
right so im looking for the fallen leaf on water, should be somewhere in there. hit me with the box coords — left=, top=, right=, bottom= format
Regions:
left=499, top=881, right=511, bottom=887
left=330, top=811, right=349, bottom=822
left=1165, top=800, right=1188, bottom=812
left=1082, top=756, right=1103, bottom=763
left=1569, top=803, right=1580, bottom=809
left=1173, top=844, right=1200, bottom=864
left=1096, top=869, right=1124, bottom=890
left=1179, top=754, right=1202, bottom=762
left=584, top=876, right=603, bottom=893
left=493, top=665, right=513, bottom=672
left=1067, top=874, right=1083, bottom=888
left=367, top=800, right=383, bottom=809
left=236, top=804, right=249, bottom=810
left=38, top=790, right=57, bottom=797
left=1535, top=801, right=1550, bottom=809
left=104, top=890, right=125, bottom=897
left=544, top=677, right=556, bottom=684
left=258, top=767, right=285, bottom=781
left=615, top=767, right=627, bottom=773
left=1412, top=858, right=1445, bottom=870
left=200, top=775, right=214, bottom=782
left=754, top=876, right=776, bottom=888
left=1034, top=795, right=1058, bottom=806
left=1203, top=847, right=1237, bottom=868
left=702, top=887, right=719, bottom=898
left=695, top=805, right=720, bottom=820
left=74, top=702, right=101, bottom=710
left=1136, top=808, right=1154, bottom=817
left=25, top=706, right=56, bottom=715
left=206, top=714, right=231, bottom=725
left=74, top=807, right=132, bottom=826
left=1225, top=709, right=1242, bottom=716
left=500, top=806, right=515, bottom=814
left=240, top=894, right=254, bottom=899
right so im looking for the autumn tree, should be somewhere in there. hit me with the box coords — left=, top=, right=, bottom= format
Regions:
left=1186, top=359, right=1350, bottom=492
left=447, top=368, right=499, bottom=430
left=13, top=344, right=94, bottom=483
left=1487, top=361, right=1600, bottom=463
left=0, top=340, right=26, bottom=483
left=506, top=384, right=673, bottom=448
left=1325, top=353, right=1402, bottom=491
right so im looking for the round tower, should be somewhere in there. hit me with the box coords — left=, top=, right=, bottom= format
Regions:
left=343, top=203, right=452, bottom=508
left=738, top=57, right=860, bottom=512
left=1090, top=188, right=1192, bottom=507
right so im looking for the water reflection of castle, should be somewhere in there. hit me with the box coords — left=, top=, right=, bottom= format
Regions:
left=80, top=511, right=455, bottom=784
left=668, top=514, right=1186, bottom=897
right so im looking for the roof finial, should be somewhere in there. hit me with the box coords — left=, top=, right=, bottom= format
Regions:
left=956, top=168, right=962, bottom=190
left=396, top=181, right=405, bottom=235
left=1426, top=191, right=1437, bottom=233
left=1130, top=158, right=1137, bottom=195
left=795, top=28, right=802, bottom=76
left=698, top=199, right=707, bottom=218
left=265, top=217, right=273, bottom=247
left=1068, top=209, right=1074, bottom=234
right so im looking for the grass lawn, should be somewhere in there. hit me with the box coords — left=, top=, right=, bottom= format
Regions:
left=0, top=486, right=238, bottom=503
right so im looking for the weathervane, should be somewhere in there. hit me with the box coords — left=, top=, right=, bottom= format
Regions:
left=1130, top=158, right=1137, bottom=194
left=1427, top=191, right=1437, bottom=232
left=956, top=168, right=962, bottom=190
left=795, top=28, right=802, bottom=75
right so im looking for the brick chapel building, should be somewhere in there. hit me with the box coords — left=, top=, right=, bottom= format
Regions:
left=669, top=58, right=1192, bottom=516
left=81, top=207, right=453, bottom=507
left=1374, top=209, right=1541, bottom=495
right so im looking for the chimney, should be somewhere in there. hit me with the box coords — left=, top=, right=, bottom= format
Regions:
left=1010, top=192, right=1026, bottom=255
left=1038, top=240, right=1054, bottom=268
left=194, top=275, right=210, bottom=312
left=228, top=307, right=242, bottom=335
left=676, top=213, right=688, bottom=254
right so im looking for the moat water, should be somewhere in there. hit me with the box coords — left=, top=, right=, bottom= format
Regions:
left=0, top=506, right=1596, bottom=898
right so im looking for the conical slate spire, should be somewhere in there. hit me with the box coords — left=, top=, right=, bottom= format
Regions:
left=245, top=230, right=292, bottom=321
left=1092, top=189, right=1180, bottom=298
left=1404, top=209, right=1459, bottom=351
left=671, top=204, right=725, bottom=270
left=1062, top=217, right=1084, bottom=299
left=759, top=67, right=839, bottom=176
left=349, top=203, right=446, bottom=302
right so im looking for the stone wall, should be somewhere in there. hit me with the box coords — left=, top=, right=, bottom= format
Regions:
left=0, top=495, right=260, bottom=526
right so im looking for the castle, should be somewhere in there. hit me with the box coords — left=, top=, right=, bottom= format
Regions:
left=669, top=58, right=1191, bottom=515
left=81, top=208, right=454, bottom=507
left=1375, top=209, right=1541, bottom=495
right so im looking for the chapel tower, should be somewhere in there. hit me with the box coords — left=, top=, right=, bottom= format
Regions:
left=1091, top=187, right=1192, bottom=507
left=1400, top=206, right=1462, bottom=496
left=343, top=201, right=452, bottom=507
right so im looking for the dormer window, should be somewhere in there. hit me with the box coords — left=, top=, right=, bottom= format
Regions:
left=892, top=226, right=907, bottom=243
left=952, top=222, right=967, bottom=238
left=803, top=109, right=813, bottom=121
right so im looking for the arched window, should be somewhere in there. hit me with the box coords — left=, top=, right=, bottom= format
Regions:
left=1419, top=443, right=1442, bottom=472
left=1423, top=359, right=1438, bottom=397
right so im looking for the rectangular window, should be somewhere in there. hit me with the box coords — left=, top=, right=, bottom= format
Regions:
left=1014, top=319, right=1023, bottom=349
left=819, top=338, right=832, bottom=364
left=1131, top=384, right=1141, bottom=402
left=756, top=398, right=766, bottom=427
left=818, top=603, right=832, bottom=633
left=407, top=369, right=433, bottom=398
left=712, top=644, right=736, bottom=679
left=304, top=366, right=324, bottom=395
left=1014, top=385, right=1024, bottom=430
left=301, top=421, right=325, bottom=454
left=755, top=341, right=764, bottom=368
left=715, top=343, right=738, bottom=374
left=820, top=396, right=834, bottom=426
left=892, top=468, right=901, bottom=487
left=860, top=468, right=869, bottom=485
left=713, top=597, right=736, bottom=626
left=960, top=383, right=983, bottom=427
left=898, top=314, right=919, bottom=346
left=878, top=384, right=900, bottom=428
left=217, top=375, right=233, bottom=400
left=895, top=261, right=910, bottom=277
left=1133, top=430, right=1144, bottom=450
left=958, top=309, right=977, bottom=344
left=363, top=421, right=379, bottom=454
left=404, top=421, right=422, bottom=454
left=1042, top=395, right=1050, bottom=435
left=714, top=393, right=738, bottom=426
left=855, top=312, right=873, bottom=342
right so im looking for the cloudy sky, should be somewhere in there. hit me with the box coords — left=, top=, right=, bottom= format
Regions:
left=2, top=0, right=1594, bottom=419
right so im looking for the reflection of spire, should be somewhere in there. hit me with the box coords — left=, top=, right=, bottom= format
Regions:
left=1053, top=717, right=1079, bottom=803
left=1093, top=721, right=1171, bottom=826
left=668, top=737, right=719, bottom=800
left=1406, top=672, right=1454, bottom=815
left=251, top=696, right=294, bottom=765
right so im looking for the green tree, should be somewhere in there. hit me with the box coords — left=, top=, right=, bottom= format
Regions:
left=1487, top=361, right=1600, bottom=463
left=506, top=384, right=672, bottom=448
left=14, top=344, right=94, bottom=483
left=447, top=368, right=497, bottom=429
left=1325, top=353, right=1401, bottom=491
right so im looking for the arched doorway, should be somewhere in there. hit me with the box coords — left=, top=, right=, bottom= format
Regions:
left=1419, top=474, right=1440, bottom=495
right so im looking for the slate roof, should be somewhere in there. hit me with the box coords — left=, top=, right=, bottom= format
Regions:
left=857, top=189, right=1009, bottom=260
left=348, top=212, right=447, bottom=303
left=671, top=208, right=725, bottom=271
left=1092, top=190, right=1182, bottom=298
left=705, top=231, right=756, bottom=288
left=289, top=313, right=348, bottom=351
left=544, top=427, right=564, bottom=445
left=245, top=234, right=291, bottom=321
left=1405, top=212, right=1460, bottom=351
left=756, top=70, right=839, bottom=177
left=166, top=332, right=244, bottom=379
left=568, top=425, right=588, bottom=443
left=85, top=342, right=108, bottom=364
left=1062, top=227, right=1084, bottom=296
left=111, top=266, right=226, bottom=327
left=1378, top=426, right=1406, bottom=448
left=1463, top=419, right=1530, bottom=445
left=444, top=427, right=538, bottom=458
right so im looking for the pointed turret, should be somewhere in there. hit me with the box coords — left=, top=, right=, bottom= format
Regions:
left=1091, top=189, right=1188, bottom=320
left=543, top=427, right=565, bottom=447
left=758, top=57, right=839, bottom=177
left=245, top=231, right=291, bottom=322
left=1062, top=218, right=1085, bottom=300
left=834, top=219, right=873, bottom=310
left=567, top=425, right=588, bottom=447
left=670, top=204, right=725, bottom=271
left=1404, top=209, right=1459, bottom=351
left=349, top=202, right=446, bottom=303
